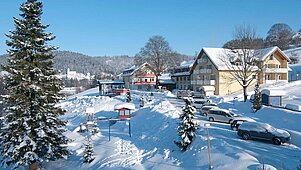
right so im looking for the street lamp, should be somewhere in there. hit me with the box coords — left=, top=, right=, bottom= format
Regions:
left=204, top=123, right=213, bottom=169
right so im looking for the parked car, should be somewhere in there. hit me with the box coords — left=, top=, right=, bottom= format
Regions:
left=202, top=103, right=217, bottom=107
left=191, top=91, right=205, bottom=98
left=237, top=122, right=291, bottom=145
left=200, top=105, right=219, bottom=116
left=192, top=98, right=212, bottom=111
left=177, top=90, right=192, bottom=99
left=207, top=108, right=238, bottom=123
left=230, top=117, right=256, bottom=130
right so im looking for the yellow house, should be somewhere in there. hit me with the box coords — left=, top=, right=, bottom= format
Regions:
left=191, top=47, right=290, bottom=95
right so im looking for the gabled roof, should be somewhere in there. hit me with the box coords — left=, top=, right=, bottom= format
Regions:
left=121, top=62, right=154, bottom=76
left=192, top=46, right=290, bottom=71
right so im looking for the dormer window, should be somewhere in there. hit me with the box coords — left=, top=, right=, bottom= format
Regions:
left=269, top=55, right=274, bottom=60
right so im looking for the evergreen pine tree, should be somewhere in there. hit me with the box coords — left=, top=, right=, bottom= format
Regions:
left=83, top=138, right=95, bottom=163
left=253, top=83, right=262, bottom=112
left=126, top=91, right=131, bottom=102
left=174, top=98, right=198, bottom=151
left=0, top=0, right=69, bottom=169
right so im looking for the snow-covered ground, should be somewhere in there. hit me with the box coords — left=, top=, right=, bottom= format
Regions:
left=37, top=81, right=301, bottom=169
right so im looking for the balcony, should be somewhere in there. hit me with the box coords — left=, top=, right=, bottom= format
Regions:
left=199, top=69, right=212, bottom=73
left=134, top=82, right=156, bottom=85
left=191, top=80, right=215, bottom=85
left=264, top=68, right=287, bottom=73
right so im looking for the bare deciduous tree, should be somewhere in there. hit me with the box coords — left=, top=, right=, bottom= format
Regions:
left=221, top=25, right=260, bottom=102
left=136, top=35, right=172, bottom=85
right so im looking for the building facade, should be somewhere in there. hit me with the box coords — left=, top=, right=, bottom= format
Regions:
left=121, top=63, right=156, bottom=90
left=190, top=47, right=290, bottom=95
left=170, top=60, right=194, bottom=90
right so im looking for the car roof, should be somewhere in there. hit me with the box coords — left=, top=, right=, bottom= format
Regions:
left=209, top=108, right=229, bottom=112
left=202, top=105, right=218, bottom=109
left=240, top=121, right=270, bottom=128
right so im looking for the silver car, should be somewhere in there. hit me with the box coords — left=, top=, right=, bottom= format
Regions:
left=207, top=108, right=238, bottom=123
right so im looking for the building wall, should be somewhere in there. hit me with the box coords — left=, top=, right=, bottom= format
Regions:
left=171, top=75, right=191, bottom=90
left=191, top=53, right=219, bottom=94
left=218, top=71, right=257, bottom=95
left=259, top=51, right=289, bottom=84
left=123, top=64, right=156, bottom=90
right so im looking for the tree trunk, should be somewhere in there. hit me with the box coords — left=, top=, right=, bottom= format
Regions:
left=243, top=87, right=247, bottom=102
left=29, top=161, right=38, bottom=170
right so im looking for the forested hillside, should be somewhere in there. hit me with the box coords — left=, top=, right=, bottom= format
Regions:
left=0, top=51, right=135, bottom=77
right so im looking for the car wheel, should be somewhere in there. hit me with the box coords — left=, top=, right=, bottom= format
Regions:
left=209, top=117, right=214, bottom=122
left=273, top=137, right=282, bottom=145
left=242, top=133, right=250, bottom=140
left=229, top=119, right=233, bottom=124
left=203, top=113, right=207, bottom=117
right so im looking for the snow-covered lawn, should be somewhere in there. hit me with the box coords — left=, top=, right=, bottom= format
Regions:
left=39, top=82, right=301, bottom=170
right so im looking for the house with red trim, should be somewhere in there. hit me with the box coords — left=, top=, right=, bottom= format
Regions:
left=121, top=63, right=156, bottom=90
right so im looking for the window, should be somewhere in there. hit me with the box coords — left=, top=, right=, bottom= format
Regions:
left=269, top=55, right=274, bottom=60
left=145, top=79, right=148, bottom=82
left=199, top=65, right=204, bottom=70
left=206, top=65, right=212, bottom=69
left=210, top=75, right=216, bottom=80
left=204, top=75, right=207, bottom=80
left=187, top=76, right=191, bottom=81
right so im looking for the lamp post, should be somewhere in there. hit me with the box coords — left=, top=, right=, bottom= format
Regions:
left=204, top=123, right=213, bottom=169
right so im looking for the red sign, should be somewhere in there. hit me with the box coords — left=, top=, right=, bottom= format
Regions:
left=134, top=82, right=156, bottom=85
left=135, top=74, right=155, bottom=77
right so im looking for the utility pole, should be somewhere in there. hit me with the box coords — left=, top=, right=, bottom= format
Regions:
left=204, top=123, right=213, bottom=169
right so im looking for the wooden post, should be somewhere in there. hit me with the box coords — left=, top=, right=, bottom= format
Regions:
left=29, top=161, right=37, bottom=170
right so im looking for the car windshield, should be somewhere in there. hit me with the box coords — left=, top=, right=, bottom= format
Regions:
left=229, top=111, right=235, bottom=116
left=264, top=124, right=276, bottom=132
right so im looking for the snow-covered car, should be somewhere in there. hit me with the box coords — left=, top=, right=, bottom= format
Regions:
left=237, top=122, right=291, bottom=145
left=177, top=90, right=192, bottom=99
left=207, top=108, right=238, bottom=123
left=230, top=117, right=256, bottom=130
left=192, top=98, right=211, bottom=111
left=202, top=103, right=217, bottom=107
left=200, top=105, right=219, bottom=116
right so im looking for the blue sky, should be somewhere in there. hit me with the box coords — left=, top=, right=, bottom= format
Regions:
left=0, top=0, right=300, bottom=56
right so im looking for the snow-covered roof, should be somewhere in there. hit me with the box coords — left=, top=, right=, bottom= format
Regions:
left=114, top=103, right=135, bottom=110
left=170, top=71, right=191, bottom=76
left=121, top=62, right=153, bottom=76
left=159, top=79, right=175, bottom=84
left=199, top=86, right=215, bottom=91
left=284, top=47, right=301, bottom=61
left=86, top=107, right=95, bottom=114
left=178, top=60, right=195, bottom=69
left=158, top=73, right=175, bottom=84
left=261, top=89, right=286, bottom=96
left=201, top=47, right=289, bottom=71
left=97, top=79, right=124, bottom=84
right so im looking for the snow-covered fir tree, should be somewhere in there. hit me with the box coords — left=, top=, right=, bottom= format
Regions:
left=83, top=138, right=95, bottom=163
left=126, top=91, right=131, bottom=102
left=253, top=83, right=262, bottom=112
left=175, top=98, right=198, bottom=151
left=0, top=0, right=69, bottom=169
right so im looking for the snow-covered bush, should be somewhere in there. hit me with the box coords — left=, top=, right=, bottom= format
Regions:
left=83, top=139, right=95, bottom=163
left=252, top=83, right=262, bottom=112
